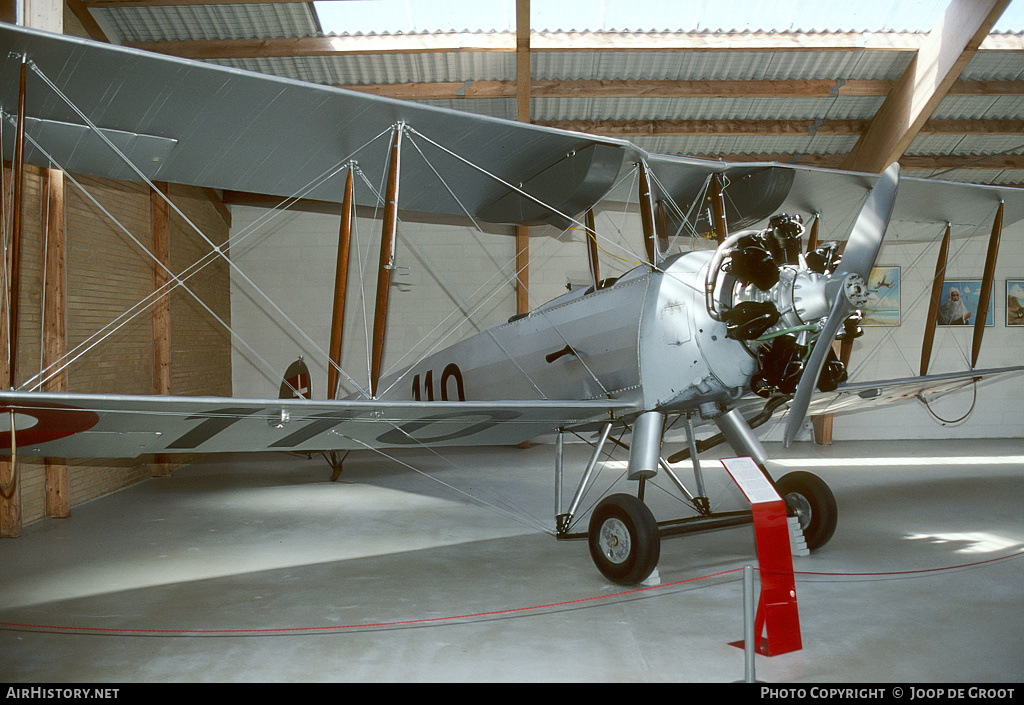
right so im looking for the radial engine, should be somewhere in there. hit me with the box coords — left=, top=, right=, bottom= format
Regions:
left=704, top=214, right=870, bottom=398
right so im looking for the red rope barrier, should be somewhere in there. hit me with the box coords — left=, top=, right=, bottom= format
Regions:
left=1, top=551, right=1019, bottom=638
left=0, top=568, right=743, bottom=637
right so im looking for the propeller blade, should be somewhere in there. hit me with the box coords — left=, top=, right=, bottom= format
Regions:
left=784, top=292, right=854, bottom=445
left=783, top=163, right=900, bottom=446
left=833, top=163, right=901, bottom=281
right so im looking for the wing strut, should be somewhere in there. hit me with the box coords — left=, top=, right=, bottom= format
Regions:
left=638, top=160, right=659, bottom=264
left=971, top=202, right=1003, bottom=368
left=710, top=173, right=729, bottom=245
left=585, top=209, right=600, bottom=288
left=370, top=125, right=403, bottom=398
left=920, top=223, right=952, bottom=376
left=806, top=213, right=820, bottom=251
left=656, top=200, right=671, bottom=261
left=327, top=166, right=355, bottom=400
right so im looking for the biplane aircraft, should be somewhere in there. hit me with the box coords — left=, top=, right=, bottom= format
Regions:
left=2, top=23, right=1024, bottom=585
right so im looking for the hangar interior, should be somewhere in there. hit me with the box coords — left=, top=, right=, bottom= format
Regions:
left=1, top=0, right=1023, bottom=683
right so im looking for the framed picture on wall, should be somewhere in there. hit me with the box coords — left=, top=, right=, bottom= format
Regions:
left=862, top=266, right=900, bottom=326
left=936, top=279, right=993, bottom=326
left=1008, top=280, right=1024, bottom=326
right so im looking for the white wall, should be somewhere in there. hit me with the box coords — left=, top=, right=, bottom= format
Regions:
left=228, top=202, right=1023, bottom=441
left=230, top=206, right=511, bottom=398
left=805, top=221, right=1024, bottom=441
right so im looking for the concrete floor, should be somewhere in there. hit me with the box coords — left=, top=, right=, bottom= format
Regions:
left=0, top=437, right=1022, bottom=683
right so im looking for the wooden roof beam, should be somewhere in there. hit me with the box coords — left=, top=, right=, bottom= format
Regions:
left=535, top=118, right=1024, bottom=138
left=688, top=153, right=1024, bottom=172
left=336, top=78, right=1024, bottom=102
left=842, top=0, right=1012, bottom=173
left=538, top=119, right=868, bottom=136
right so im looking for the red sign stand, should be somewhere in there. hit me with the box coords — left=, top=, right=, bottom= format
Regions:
left=722, top=456, right=802, bottom=656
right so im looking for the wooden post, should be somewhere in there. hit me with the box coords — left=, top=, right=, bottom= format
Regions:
left=1, top=60, right=27, bottom=537
left=370, top=127, right=403, bottom=397
left=328, top=168, right=355, bottom=400
left=515, top=0, right=531, bottom=128
left=972, top=202, right=1003, bottom=368
left=151, top=182, right=173, bottom=476
left=514, top=0, right=531, bottom=317
left=43, top=168, right=69, bottom=517
left=920, top=224, right=952, bottom=376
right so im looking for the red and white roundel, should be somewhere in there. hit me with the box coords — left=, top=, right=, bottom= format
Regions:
left=0, top=401, right=99, bottom=449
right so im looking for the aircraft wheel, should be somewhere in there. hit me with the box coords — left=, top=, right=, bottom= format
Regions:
left=588, top=493, right=660, bottom=585
left=776, top=471, right=837, bottom=551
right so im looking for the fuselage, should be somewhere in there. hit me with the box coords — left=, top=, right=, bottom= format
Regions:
left=374, top=251, right=757, bottom=420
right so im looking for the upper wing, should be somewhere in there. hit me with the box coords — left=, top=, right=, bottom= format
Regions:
left=0, top=23, right=636, bottom=230
left=0, top=390, right=634, bottom=459
left=5, top=23, right=1024, bottom=237
left=641, top=154, right=1024, bottom=241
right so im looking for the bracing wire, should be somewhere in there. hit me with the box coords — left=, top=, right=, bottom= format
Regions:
left=16, top=66, right=390, bottom=398
left=0, top=106, right=390, bottom=398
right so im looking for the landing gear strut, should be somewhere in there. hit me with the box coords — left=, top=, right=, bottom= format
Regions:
left=557, top=405, right=839, bottom=586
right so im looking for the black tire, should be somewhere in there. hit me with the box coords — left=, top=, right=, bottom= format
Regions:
left=588, top=493, right=661, bottom=585
left=776, top=471, right=837, bottom=551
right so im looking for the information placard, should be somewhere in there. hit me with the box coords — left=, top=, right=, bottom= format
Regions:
left=721, top=456, right=781, bottom=505
left=723, top=456, right=802, bottom=656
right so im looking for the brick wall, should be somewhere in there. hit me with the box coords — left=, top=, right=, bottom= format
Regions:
left=6, top=168, right=232, bottom=525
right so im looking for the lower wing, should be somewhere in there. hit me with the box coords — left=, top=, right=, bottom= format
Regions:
left=723, top=365, right=1024, bottom=434
left=0, top=391, right=634, bottom=458
left=808, top=365, right=1024, bottom=416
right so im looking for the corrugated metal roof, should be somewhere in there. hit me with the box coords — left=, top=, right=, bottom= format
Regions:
left=213, top=52, right=515, bottom=86
left=630, top=134, right=860, bottom=156
left=420, top=98, right=518, bottom=120
left=933, top=95, right=1024, bottom=121
left=960, top=51, right=1024, bottom=81
left=903, top=168, right=1024, bottom=186
left=96, top=4, right=319, bottom=43
left=908, top=134, right=1024, bottom=156
left=79, top=0, right=1024, bottom=187
left=531, top=96, right=883, bottom=121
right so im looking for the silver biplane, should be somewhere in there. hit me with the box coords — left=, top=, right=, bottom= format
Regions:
left=2, top=23, right=1023, bottom=585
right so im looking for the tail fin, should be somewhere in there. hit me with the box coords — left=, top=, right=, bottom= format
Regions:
left=279, top=357, right=312, bottom=399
